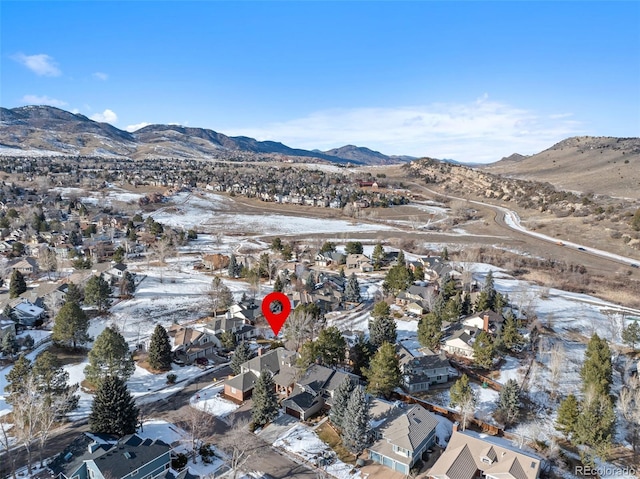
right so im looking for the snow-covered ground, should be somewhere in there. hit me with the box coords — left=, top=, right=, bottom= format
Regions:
left=191, top=384, right=239, bottom=420
left=273, top=423, right=363, bottom=479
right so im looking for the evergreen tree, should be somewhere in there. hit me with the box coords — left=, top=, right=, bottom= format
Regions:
left=344, top=273, right=361, bottom=303
left=417, top=312, right=442, bottom=350
left=84, top=274, right=112, bottom=312
left=349, top=333, right=374, bottom=376
left=89, top=376, right=139, bottom=437
left=382, top=264, right=412, bottom=295
left=441, top=246, right=449, bottom=260
left=442, top=294, right=462, bottom=322
left=273, top=275, right=284, bottom=293
left=342, top=386, right=370, bottom=456
left=230, top=341, right=252, bottom=375
left=575, top=393, right=616, bottom=450
left=372, top=243, right=385, bottom=268
left=64, top=282, right=83, bottom=304
left=4, top=355, right=32, bottom=399
left=1, top=328, right=18, bottom=358
left=461, top=292, right=472, bottom=316
left=474, top=271, right=496, bottom=312
left=305, top=272, right=315, bottom=292
left=32, top=351, right=79, bottom=413
left=580, top=333, right=612, bottom=397
left=315, top=326, right=346, bottom=366
left=622, top=321, right=640, bottom=351
left=364, top=342, right=401, bottom=399
left=329, top=376, right=356, bottom=431
left=371, top=301, right=391, bottom=320
left=369, top=315, right=397, bottom=349
left=556, top=394, right=580, bottom=439
left=148, top=324, right=172, bottom=371
left=252, top=370, right=278, bottom=427
left=9, top=270, right=27, bottom=299
left=84, top=326, right=135, bottom=385
left=497, top=379, right=521, bottom=426
left=449, top=374, right=476, bottom=409
left=52, top=301, right=90, bottom=349
left=220, top=330, right=236, bottom=350
left=345, top=241, right=364, bottom=255
left=440, top=274, right=457, bottom=301
left=472, top=331, right=495, bottom=369
left=397, top=250, right=405, bottom=266
left=339, top=267, right=346, bottom=279
left=228, top=254, right=240, bottom=278
left=270, top=237, right=283, bottom=251
left=501, top=311, right=524, bottom=351
left=320, top=241, right=336, bottom=253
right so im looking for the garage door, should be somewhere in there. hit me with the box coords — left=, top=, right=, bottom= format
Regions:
left=286, top=407, right=301, bottom=419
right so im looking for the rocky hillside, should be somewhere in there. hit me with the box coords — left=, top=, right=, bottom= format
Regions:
left=0, top=105, right=407, bottom=165
left=483, top=136, right=640, bottom=198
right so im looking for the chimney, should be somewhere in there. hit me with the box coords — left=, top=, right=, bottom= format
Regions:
left=483, top=314, right=490, bottom=332
left=452, top=421, right=459, bottom=433
left=258, top=346, right=263, bottom=356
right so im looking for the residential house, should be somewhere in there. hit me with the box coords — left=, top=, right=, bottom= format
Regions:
left=441, top=324, right=479, bottom=359
left=396, top=285, right=434, bottom=307
left=205, top=314, right=257, bottom=343
left=5, top=299, right=46, bottom=328
left=315, top=251, right=345, bottom=267
left=462, top=310, right=504, bottom=336
left=169, top=326, right=217, bottom=363
left=227, top=300, right=263, bottom=323
left=0, top=317, right=15, bottom=342
left=282, top=364, right=357, bottom=420
left=368, top=401, right=439, bottom=475
left=103, top=262, right=128, bottom=284
left=428, top=428, right=542, bottom=479
left=49, top=433, right=178, bottom=479
left=397, top=344, right=455, bottom=393
left=224, top=347, right=298, bottom=402
left=12, top=257, right=39, bottom=276
left=419, top=256, right=453, bottom=282
left=345, top=254, right=373, bottom=272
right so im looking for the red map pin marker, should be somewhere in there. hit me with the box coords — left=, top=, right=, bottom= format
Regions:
left=261, top=292, right=291, bottom=336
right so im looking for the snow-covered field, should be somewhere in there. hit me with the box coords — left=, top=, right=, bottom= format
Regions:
left=191, top=384, right=240, bottom=420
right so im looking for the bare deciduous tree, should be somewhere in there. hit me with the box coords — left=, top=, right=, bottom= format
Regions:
left=151, top=237, right=175, bottom=265
left=548, top=342, right=565, bottom=400
left=0, top=421, right=17, bottom=479
left=218, top=418, right=265, bottom=479
left=283, top=309, right=315, bottom=351
left=178, top=405, right=215, bottom=464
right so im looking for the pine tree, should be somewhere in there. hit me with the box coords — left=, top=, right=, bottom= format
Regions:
left=252, top=370, right=278, bottom=427
left=1, top=328, right=18, bottom=358
left=345, top=241, right=363, bottom=255
left=9, top=270, right=27, bottom=299
left=305, top=272, right=315, bottom=292
left=397, top=250, right=405, bottom=266
left=84, top=326, right=135, bottom=386
left=575, top=393, right=616, bottom=449
left=580, top=333, right=612, bottom=397
left=349, top=334, right=374, bottom=376
left=461, top=292, right=472, bottom=316
left=372, top=243, right=385, bottom=268
left=52, top=301, right=90, bottom=349
left=417, top=312, right=442, bottom=350
left=220, top=330, right=236, bottom=350
left=501, top=311, right=524, bottom=351
left=449, top=374, right=475, bottom=409
left=440, top=274, right=457, bottom=301
left=497, top=379, right=521, bottom=426
left=369, top=315, right=397, bottom=349
left=89, top=375, right=139, bottom=437
left=228, top=254, right=240, bottom=278
left=472, top=331, right=495, bottom=369
left=341, top=386, right=370, bottom=456
left=442, top=246, right=449, bottom=260
left=4, top=355, right=32, bottom=399
left=364, top=342, right=401, bottom=399
left=273, top=275, right=284, bottom=293
left=556, top=394, right=580, bottom=439
left=148, top=324, right=172, bottom=371
left=382, top=264, right=412, bottom=295
left=329, top=376, right=356, bottom=431
left=64, top=282, right=83, bottom=304
left=344, top=273, right=361, bottom=303
left=32, top=351, right=79, bottom=413
left=622, top=321, right=640, bottom=351
left=230, top=341, right=252, bottom=375
left=84, top=274, right=112, bottom=312
left=315, top=326, right=346, bottom=366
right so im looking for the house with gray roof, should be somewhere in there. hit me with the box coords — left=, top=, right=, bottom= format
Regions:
left=282, top=364, right=357, bottom=420
left=368, top=403, right=439, bottom=475
left=397, top=344, right=455, bottom=393
left=49, top=433, right=183, bottom=479
left=428, top=428, right=542, bottom=479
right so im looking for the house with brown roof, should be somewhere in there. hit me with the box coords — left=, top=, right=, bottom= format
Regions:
left=368, top=402, right=439, bottom=475
left=428, top=428, right=542, bottom=479
left=170, top=326, right=218, bottom=363
left=345, top=254, right=373, bottom=272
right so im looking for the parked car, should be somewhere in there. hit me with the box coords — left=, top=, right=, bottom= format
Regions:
left=577, top=247, right=586, bottom=251
left=194, top=357, right=209, bottom=368
left=631, top=264, right=639, bottom=269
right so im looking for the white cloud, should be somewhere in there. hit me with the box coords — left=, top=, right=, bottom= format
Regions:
left=227, top=97, right=584, bottom=163
left=125, top=122, right=152, bottom=132
left=12, top=53, right=61, bottom=76
left=21, top=94, right=67, bottom=107
left=92, top=72, right=108, bottom=81
left=90, top=109, right=118, bottom=124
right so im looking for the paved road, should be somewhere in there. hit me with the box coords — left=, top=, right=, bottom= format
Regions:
left=1, top=365, right=315, bottom=479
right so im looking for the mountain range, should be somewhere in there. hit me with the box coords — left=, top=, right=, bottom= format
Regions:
left=0, top=105, right=412, bottom=165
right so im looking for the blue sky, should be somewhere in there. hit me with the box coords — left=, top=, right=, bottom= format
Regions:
left=1, top=1, right=639, bottom=163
